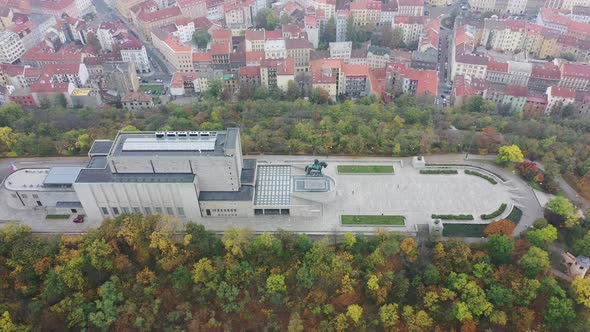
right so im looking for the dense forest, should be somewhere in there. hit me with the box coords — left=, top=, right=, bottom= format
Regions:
left=1, top=213, right=590, bottom=331
left=0, top=93, right=588, bottom=198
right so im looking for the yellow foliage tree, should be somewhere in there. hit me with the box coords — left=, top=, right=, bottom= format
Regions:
left=571, top=276, right=590, bottom=308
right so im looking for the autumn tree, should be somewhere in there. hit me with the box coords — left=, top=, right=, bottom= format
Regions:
left=483, top=219, right=515, bottom=237
left=495, top=144, right=524, bottom=165
left=525, top=224, right=557, bottom=248
left=518, top=246, right=550, bottom=278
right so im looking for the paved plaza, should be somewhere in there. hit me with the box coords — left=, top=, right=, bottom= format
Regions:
left=0, top=155, right=530, bottom=235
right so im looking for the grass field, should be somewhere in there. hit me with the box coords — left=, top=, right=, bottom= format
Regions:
left=442, top=223, right=486, bottom=237
left=46, top=214, right=70, bottom=220
left=337, top=165, right=394, bottom=174
left=139, top=85, right=164, bottom=95
left=341, top=215, right=405, bottom=226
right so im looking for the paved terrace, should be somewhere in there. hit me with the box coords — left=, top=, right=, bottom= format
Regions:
left=0, top=155, right=534, bottom=235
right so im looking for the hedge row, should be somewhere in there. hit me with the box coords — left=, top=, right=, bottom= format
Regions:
left=465, top=170, right=497, bottom=185
left=481, top=203, right=508, bottom=220
left=420, top=169, right=458, bottom=175
left=431, top=214, right=474, bottom=220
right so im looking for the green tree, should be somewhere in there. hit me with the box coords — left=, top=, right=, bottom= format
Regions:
left=518, top=246, right=550, bottom=278
left=422, top=264, right=440, bottom=285
left=192, top=28, right=211, bottom=49
left=82, top=238, right=114, bottom=271
left=346, top=304, right=363, bottom=325
left=545, top=196, right=578, bottom=227
left=266, top=274, right=287, bottom=294
left=55, top=94, right=68, bottom=108
left=310, top=87, right=331, bottom=104
left=120, top=125, right=139, bottom=132
left=205, top=80, right=224, bottom=100
left=88, top=277, right=124, bottom=330
left=495, top=144, right=524, bottom=165
left=487, top=234, right=515, bottom=265
left=255, top=9, right=279, bottom=30
left=544, top=296, right=576, bottom=329
left=525, top=224, right=557, bottom=247
left=378, top=303, right=399, bottom=327
left=571, top=276, right=590, bottom=308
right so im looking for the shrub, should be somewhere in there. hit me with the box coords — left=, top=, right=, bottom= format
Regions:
left=420, top=169, right=458, bottom=175
left=431, top=214, right=474, bottom=220
left=481, top=204, right=508, bottom=220
left=465, top=170, right=497, bottom=184
left=516, top=161, right=541, bottom=181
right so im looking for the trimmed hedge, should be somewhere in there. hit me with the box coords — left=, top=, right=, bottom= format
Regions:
left=431, top=214, right=474, bottom=220
left=341, top=215, right=405, bottom=226
left=46, top=214, right=70, bottom=219
left=338, top=165, right=394, bottom=174
left=506, top=206, right=523, bottom=224
left=420, top=169, right=458, bottom=175
left=442, top=223, right=486, bottom=237
left=481, top=203, right=508, bottom=220
left=465, top=170, right=497, bottom=185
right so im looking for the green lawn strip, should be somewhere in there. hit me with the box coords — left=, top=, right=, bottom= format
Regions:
left=442, top=223, right=486, bottom=237
left=419, top=169, right=458, bottom=174
left=465, top=170, right=497, bottom=185
left=481, top=203, right=508, bottom=220
left=337, top=165, right=394, bottom=174
left=431, top=214, right=474, bottom=220
left=46, top=214, right=70, bottom=220
left=506, top=206, right=523, bottom=224
left=341, top=215, right=405, bottom=226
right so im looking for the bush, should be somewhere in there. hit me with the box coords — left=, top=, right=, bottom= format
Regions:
left=420, top=169, right=458, bottom=175
left=431, top=214, right=474, bottom=220
left=533, top=218, right=548, bottom=229
left=516, top=161, right=541, bottom=181
left=465, top=170, right=497, bottom=184
left=481, top=203, right=508, bottom=220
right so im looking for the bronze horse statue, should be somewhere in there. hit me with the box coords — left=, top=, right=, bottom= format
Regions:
left=305, top=159, right=327, bottom=176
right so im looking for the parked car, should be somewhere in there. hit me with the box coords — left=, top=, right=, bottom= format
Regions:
left=155, top=79, right=163, bottom=83
left=73, top=215, right=85, bottom=223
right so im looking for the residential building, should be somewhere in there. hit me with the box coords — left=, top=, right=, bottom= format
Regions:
left=385, top=61, right=437, bottom=98
left=151, top=30, right=193, bottom=72
left=335, top=10, right=348, bottom=42
left=523, top=94, right=548, bottom=117
left=101, top=61, right=139, bottom=94
left=170, top=71, right=208, bottom=95
left=285, top=37, right=312, bottom=72
left=70, top=88, right=102, bottom=108
left=350, top=0, right=382, bottom=26
left=559, top=62, right=590, bottom=90
left=574, top=91, right=590, bottom=117
left=308, top=0, right=336, bottom=19
left=30, top=81, right=75, bottom=107
left=245, top=29, right=265, bottom=52
left=310, top=58, right=344, bottom=100
left=116, top=0, right=148, bottom=17
left=410, top=48, right=438, bottom=70
left=452, top=52, right=489, bottom=80
left=260, top=57, right=294, bottom=91
left=177, top=0, right=208, bottom=18
left=119, top=34, right=152, bottom=73
left=546, top=85, right=576, bottom=114
left=507, top=60, right=532, bottom=86
left=397, top=0, right=424, bottom=16
left=0, top=31, right=24, bottom=64
left=43, top=63, right=89, bottom=88
left=264, top=39, right=287, bottom=59
left=97, top=21, right=128, bottom=52
left=131, top=4, right=183, bottom=41
left=121, top=91, right=154, bottom=111
left=239, top=65, right=261, bottom=90
left=367, top=46, right=393, bottom=69
left=329, top=41, right=352, bottom=60
left=342, top=63, right=371, bottom=98
left=451, top=75, right=487, bottom=107
left=528, top=62, right=561, bottom=92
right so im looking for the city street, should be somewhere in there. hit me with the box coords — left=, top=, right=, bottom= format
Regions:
left=92, top=0, right=174, bottom=84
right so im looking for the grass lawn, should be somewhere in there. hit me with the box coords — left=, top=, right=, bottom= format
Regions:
left=341, top=215, right=405, bottom=226
left=337, top=165, right=394, bottom=174
left=506, top=207, right=523, bottom=224
left=139, top=85, right=164, bottom=95
left=46, top=214, right=70, bottom=220
left=442, top=223, right=486, bottom=237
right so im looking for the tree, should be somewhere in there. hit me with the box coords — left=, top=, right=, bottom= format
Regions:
left=204, top=80, right=223, bottom=100
left=495, top=144, right=524, bottom=165
left=487, top=234, right=515, bottom=264
left=378, top=303, right=399, bottom=327
left=287, top=312, right=304, bottom=332
left=560, top=52, right=576, bottom=61
left=266, top=274, right=287, bottom=294
left=346, top=304, right=363, bottom=325
left=255, top=9, right=279, bottom=30
left=571, top=276, right=590, bottom=308
left=422, top=264, right=440, bottom=286
left=55, top=94, right=68, bottom=108
left=88, top=277, right=124, bottom=330
left=483, top=219, right=515, bottom=237
left=545, top=196, right=578, bottom=227
left=341, top=232, right=357, bottom=250
left=525, top=224, right=557, bottom=247
left=192, top=28, right=211, bottom=49
left=544, top=296, right=576, bottom=329
left=518, top=246, right=550, bottom=278
left=310, top=87, right=331, bottom=104
left=222, top=227, right=253, bottom=258
left=120, top=125, right=139, bottom=132
left=516, top=161, right=541, bottom=181
left=319, top=17, right=336, bottom=49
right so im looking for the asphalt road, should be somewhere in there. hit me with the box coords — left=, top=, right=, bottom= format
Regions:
left=92, top=0, right=173, bottom=83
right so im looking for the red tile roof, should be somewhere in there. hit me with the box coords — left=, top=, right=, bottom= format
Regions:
left=194, top=17, right=213, bottom=30
left=239, top=66, right=260, bottom=76
left=342, top=63, right=369, bottom=77
left=170, top=71, right=200, bottom=88
left=505, top=85, right=528, bottom=97
left=122, top=91, right=152, bottom=103
left=487, top=59, right=508, bottom=72
left=549, top=86, right=576, bottom=98
left=30, top=82, right=70, bottom=93
left=277, top=57, right=295, bottom=75
left=245, top=51, right=265, bottom=62
left=137, top=6, right=181, bottom=23
left=568, top=20, right=590, bottom=35
left=350, top=0, right=382, bottom=11
left=562, top=63, right=590, bottom=79
left=192, top=51, right=212, bottom=62
left=211, top=28, right=231, bottom=40
left=531, top=63, right=560, bottom=79
left=211, top=42, right=230, bottom=55
left=177, top=0, right=205, bottom=8
left=245, top=29, right=265, bottom=41
left=32, top=0, right=74, bottom=11
left=43, top=63, right=82, bottom=76
left=0, top=64, right=24, bottom=76
left=265, top=29, right=283, bottom=40
left=398, top=0, right=423, bottom=6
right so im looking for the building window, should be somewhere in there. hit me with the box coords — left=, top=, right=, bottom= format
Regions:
left=112, top=207, right=120, bottom=215
left=166, top=207, right=174, bottom=215
left=132, top=207, right=140, bottom=214
left=101, top=207, right=109, bottom=215
left=155, top=207, right=162, bottom=214
left=144, top=207, right=152, bottom=214
left=177, top=207, right=185, bottom=216
left=32, top=194, right=39, bottom=199
left=121, top=207, right=130, bottom=214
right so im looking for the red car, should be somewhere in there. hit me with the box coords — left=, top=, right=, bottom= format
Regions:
left=73, top=215, right=85, bottom=223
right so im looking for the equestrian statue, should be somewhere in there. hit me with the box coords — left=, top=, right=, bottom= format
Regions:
left=305, top=159, right=327, bottom=176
